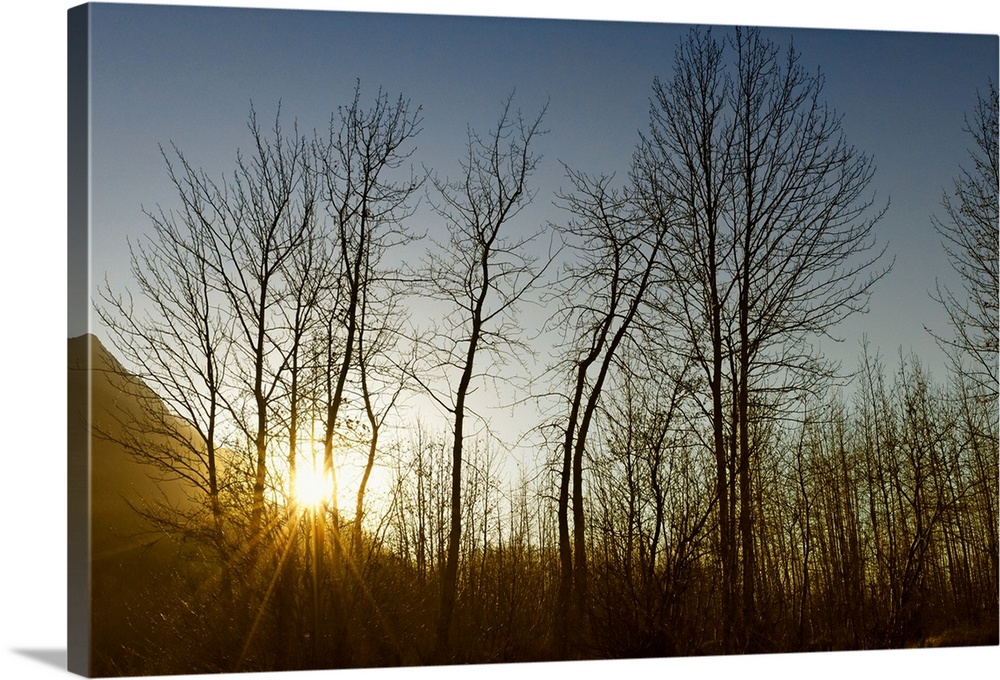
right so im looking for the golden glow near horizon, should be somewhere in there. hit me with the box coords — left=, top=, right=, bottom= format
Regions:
left=290, top=460, right=331, bottom=509
left=270, top=423, right=405, bottom=526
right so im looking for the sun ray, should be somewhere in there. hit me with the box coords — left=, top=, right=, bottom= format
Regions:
left=234, top=507, right=305, bottom=672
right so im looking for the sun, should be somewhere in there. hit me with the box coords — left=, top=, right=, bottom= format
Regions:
left=291, top=462, right=331, bottom=509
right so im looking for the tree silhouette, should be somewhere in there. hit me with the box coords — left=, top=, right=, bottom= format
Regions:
left=635, top=26, right=889, bottom=650
left=308, top=82, right=423, bottom=663
left=418, top=94, right=549, bottom=660
left=547, top=167, right=668, bottom=652
left=929, top=83, right=999, bottom=401
left=97, top=188, right=234, bottom=554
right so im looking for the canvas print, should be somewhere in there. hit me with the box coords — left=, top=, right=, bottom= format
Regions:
left=67, top=2, right=999, bottom=676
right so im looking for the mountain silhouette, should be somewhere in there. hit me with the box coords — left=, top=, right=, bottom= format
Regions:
left=68, top=334, right=213, bottom=675
left=68, top=333, right=202, bottom=560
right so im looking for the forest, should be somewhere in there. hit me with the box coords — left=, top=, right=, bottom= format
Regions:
left=80, top=26, right=998, bottom=676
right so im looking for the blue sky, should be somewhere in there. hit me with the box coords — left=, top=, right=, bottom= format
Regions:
left=80, top=2, right=997, bottom=385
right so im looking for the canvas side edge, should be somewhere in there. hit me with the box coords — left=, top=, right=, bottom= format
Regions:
left=67, top=4, right=92, bottom=677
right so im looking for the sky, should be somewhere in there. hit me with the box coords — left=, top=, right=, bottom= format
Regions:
left=2, top=2, right=998, bottom=680
left=76, top=2, right=997, bottom=389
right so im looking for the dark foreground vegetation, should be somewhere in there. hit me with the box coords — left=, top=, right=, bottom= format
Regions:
left=76, top=337, right=999, bottom=675
left=75, top=26, right=998, bottom=676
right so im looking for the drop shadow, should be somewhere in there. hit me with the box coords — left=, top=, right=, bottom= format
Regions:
left=11, top=648, right=67, bottom=671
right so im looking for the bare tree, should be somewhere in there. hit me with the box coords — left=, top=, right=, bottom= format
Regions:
left=100, top=105, right=320, bottom=548
left=929, top=83, right=999, bottom=401
left=311, top=81, right=422, bottom=663
left=631, top=27, right=739, bottom=648
left=636, top=26, right=889, bottom=651
left=168, top=106, right=319, bottom=542
left=97, top=204, right=234, bottom=553
left=313, top=80, right=421, bottom=526
left=546, top=167, right=669, bottom=652
left=418, top=93, right=548, bottom=660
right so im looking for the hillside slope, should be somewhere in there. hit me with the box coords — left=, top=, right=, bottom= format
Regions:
left=68, top=334, right=212, bottom=675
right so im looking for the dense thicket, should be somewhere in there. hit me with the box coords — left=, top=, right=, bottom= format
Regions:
left=88, top=30, right=998, bottom=676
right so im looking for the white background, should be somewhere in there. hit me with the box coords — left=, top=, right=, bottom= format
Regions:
left=2, top=1, right=997, bottom=679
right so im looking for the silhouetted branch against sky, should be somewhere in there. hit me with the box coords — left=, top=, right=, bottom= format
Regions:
left=928, top=83, right=999, bottom=399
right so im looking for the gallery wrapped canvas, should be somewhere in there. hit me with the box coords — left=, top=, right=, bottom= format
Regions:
left=67, top=1, right=998, bottom=677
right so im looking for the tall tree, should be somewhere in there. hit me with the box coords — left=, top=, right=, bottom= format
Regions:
left=110, top=106, right=319, bottom=544
left=97, top=184, right=235, bottom=554
left=96, top=108, right=320, bottom=669
left=419, top=94, right=548, bottom=660
left=637, top=26, right=889, bottom=650
left=547, top=168, right=668, bottom=652
left=312, top=82, right=422, bottom=662
left=920, top=83, right=1000, bottom=627
left=632, top=27, right=738, bottom=648
left=314, top=81, right=421, bottom=526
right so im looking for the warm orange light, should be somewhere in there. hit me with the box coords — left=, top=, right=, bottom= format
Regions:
left=292, top=462, right=330, bottom=508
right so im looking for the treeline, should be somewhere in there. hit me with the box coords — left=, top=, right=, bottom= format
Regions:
left=91, top=27, right=998, bottom=676
left=584, top=349, right=997, bottom=656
